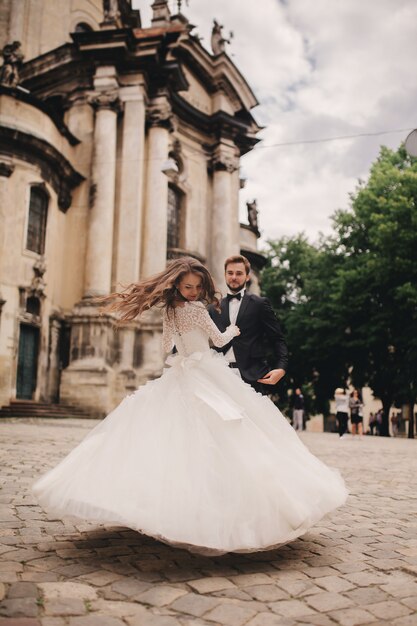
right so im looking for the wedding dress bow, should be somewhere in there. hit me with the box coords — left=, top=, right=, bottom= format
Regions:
left=165, top=352, right=246, bottom=422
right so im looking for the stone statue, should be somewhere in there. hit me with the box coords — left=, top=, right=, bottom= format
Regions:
left=211, top=19, right=233, bottom=55
left=103, top=0, right=120, bottom=23
left=247, top=199, right=259, bottom=231
left=0, top=41, right=24, bottom=88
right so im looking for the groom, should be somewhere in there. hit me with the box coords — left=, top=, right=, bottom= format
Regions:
left=209, top=255, right=288, bottom=394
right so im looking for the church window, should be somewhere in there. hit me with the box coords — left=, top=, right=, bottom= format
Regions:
left=26, top=187, right=48, bottom=255
left=167, top=186, right=183, bottom=252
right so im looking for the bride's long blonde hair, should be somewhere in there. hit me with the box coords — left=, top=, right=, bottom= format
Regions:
left=102, top=257, right=221, bottom=322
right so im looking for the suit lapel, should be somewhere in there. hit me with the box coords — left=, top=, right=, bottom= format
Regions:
left=220, top=297, right=231, bottom=326
left=236, top=293, right=250, bottom=325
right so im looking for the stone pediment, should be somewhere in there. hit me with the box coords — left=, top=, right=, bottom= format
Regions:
left=177, top=66, right=211, bottom=115
left=170, top=36, right=259, bottom=116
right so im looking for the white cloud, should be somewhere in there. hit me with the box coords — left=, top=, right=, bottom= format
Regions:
left=133, top=0, right=417, bottom=244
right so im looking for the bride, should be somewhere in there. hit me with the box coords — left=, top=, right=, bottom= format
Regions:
left=33, top=257, right=347, bottom=555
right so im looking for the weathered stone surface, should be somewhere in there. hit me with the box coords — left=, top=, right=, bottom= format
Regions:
left=37, top=583, right=98, bottom=602
left=2, top=421, right=417, bottom=626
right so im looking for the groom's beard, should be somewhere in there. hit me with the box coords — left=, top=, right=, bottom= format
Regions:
left=226, top=279, right=247, bottom=293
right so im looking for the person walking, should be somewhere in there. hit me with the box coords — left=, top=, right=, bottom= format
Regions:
left=335, top=388, right=349, bottom=438
left=292, top=388, right=305, bottom=431
left=349, top=389, right=364, bottom=437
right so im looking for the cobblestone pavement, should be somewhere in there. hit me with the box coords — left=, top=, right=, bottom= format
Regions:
left=1, top=418, right=417, bottom=626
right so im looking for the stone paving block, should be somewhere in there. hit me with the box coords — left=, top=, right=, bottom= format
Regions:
left=212, top=588, right=253, bottom=601
left=299, top=566, right=337, bottom=578
left=245, top=613, right=296, bottom=626
left=170, top=592, right=220, bottom=617
left=243, top=584, right=288, bottom=602
left=390, top=617, right=417, bottom=626
left=0, top=598, right=39, bottom=618
left=0, top=617, right=41, bottom=626
left=228, top=573, right=273, bottom=587
left=76, top=571, right=123, bottom=587
left=136, top=585, right=188, bottom=607
left=314, top=575, right=355, bottom=593
left=366, top=600, right=412, bottom=620
left=110, top=578, right=151, bottom=598
left=43, top=599, right=86, bottom=617
left=269, top=598, right=317, bottom=618
left=88, top=599, right=148, bottom=618
left=380, top=581, right=417, bottom=598
left=203, top=601, right=257, bottom=626
left=345, top=586, right=390, bottom=605
left=188, top=578, right=236, bottom=594
left=306, top=591, right=354, bottom=612
left=37, top=583, right=98, bottom=602
left=0, top=586, right=5, bottom=602
left=328, top=607, right=378, bottom=626
left=125, top=614, right=181, bottom=626
left=400, top=596, right=417, bottom=611
left=68, top=616, right=126, bottom=626
left=7, top=584, right=38, bottom=599
left=40, top=619, right=67, bottom=626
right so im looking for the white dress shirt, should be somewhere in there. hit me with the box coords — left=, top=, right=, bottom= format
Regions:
left=224, top=288, right=245, bottom=364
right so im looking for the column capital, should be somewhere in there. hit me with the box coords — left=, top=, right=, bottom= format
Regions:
left=210, top=145, right=239, bottom=173
left=146, top=95, right=174, bottom=131
left=89, top=90, right=122, bottom=113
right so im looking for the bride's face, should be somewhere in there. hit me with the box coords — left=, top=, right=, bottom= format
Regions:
left=177, top=272, right=203, bottom=301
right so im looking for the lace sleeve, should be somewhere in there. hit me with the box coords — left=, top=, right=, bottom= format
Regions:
left=193, top=302, right=239, bottom=347
left=162, top=309, right=174, bottom=353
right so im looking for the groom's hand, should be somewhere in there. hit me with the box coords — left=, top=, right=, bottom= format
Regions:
left=257, top=369, right=285, bottom=385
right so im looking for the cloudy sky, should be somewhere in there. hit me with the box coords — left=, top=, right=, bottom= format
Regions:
left=133, top=0, right=417, bottom=244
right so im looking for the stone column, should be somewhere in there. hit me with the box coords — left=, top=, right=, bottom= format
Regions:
left=210, top=142, right=240, bottom=289
left=84, top=91, right=121, bottom=297
left=141, top=95, right=172, bottom=278
left=114, top=84, right=146, bottom=287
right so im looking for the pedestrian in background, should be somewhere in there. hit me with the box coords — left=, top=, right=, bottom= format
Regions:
left=369, top=412, right=377, bottom=435
left=335, top=388, right=349, bottom=438
left=292, top=387, right=305, bottom=431
left=349, top=389, right=364, bottom=438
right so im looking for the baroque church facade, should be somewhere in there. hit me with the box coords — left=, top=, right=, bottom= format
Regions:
left=0, top=0, right=263, bottom=416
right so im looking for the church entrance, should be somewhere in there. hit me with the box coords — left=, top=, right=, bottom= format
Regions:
left=16, top=324, right=39, bottom=399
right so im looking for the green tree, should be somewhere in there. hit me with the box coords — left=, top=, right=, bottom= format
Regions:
left=262, top=145, right=417, bottom=437
left=262, top=235, right=349, bottom=417
left=331, top=145, right=417, bottom=436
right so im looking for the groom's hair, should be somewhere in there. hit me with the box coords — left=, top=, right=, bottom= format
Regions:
left=224, top=255, right=251, bottom=275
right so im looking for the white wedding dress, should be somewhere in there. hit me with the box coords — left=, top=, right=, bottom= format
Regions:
left=33, top=301, right=348, bottom=555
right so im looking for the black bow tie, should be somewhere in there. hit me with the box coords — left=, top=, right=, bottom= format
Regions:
left=227, top=292, right=242, bottom=301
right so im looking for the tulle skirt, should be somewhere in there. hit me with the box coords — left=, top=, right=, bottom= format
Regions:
left=33, top=350, right=348, bottom=555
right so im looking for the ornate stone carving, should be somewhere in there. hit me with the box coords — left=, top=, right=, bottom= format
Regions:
left=0, top=161, right=15, bottom=177
left=58, top=186, right=72, bottom=212
left=89, top=91, right=121, bottom=113
left=151, top=0, right=170, bottom=27
left=147, top=96, right=174, bottom=130
left=211, top=20, right=233, bottom=55
left=102, top=0, right=120, bottom=24
left=0, top=41, right=24, bottom=87
left=211, top=148, right=239, bottom=173
left=30, top=258, right=47, bottom=298
left=247, top=199, right=259, bottom=232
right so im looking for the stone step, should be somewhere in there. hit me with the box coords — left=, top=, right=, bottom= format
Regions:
left=0, top=400, right=94, bottom=419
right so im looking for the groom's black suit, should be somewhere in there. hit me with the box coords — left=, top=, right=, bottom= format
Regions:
left=209, top=293, right=288, bottom=392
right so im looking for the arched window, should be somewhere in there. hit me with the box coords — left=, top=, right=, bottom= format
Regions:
left=26, top=296, right=41, bottom=316
left=26, top=187, right=48, bottom=254
left=74, top=22, right=93, bottom=33
left=167, top=186, right=183, bottom=253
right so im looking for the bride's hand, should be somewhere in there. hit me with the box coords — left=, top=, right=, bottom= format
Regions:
left=232, top=325, right=240, bottom=336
